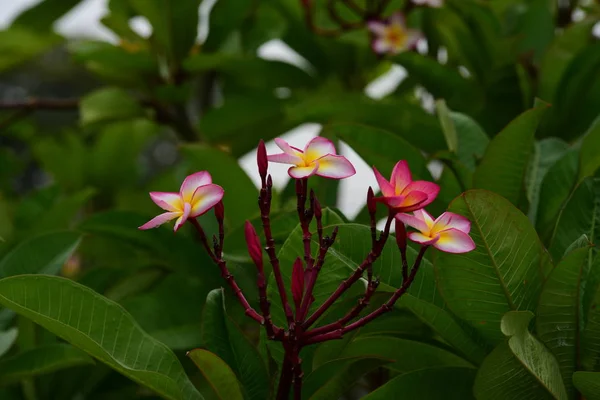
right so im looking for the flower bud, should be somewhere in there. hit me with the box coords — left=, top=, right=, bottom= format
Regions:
left=395, top=219, right=407, bottom=253
left=311, top=190, right=322, bottom=219
left=214, top=200, right=225, bottom=221
left=257, top=140, right=268, bottom=181
left=244, top=221, right=263, bottom=272
left=367, top=187, right=376, bottom=215
left=291, top=257, right=304, bottom=309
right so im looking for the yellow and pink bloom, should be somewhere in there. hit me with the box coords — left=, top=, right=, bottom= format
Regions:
left=396, top=209, right=476, bottom=253
left=374, top=160, right=439, bottom=212
left=367, top=13, right=421, bottom=55
left=267, top=137, right=356, bottom=180
left=139, top=171, right=224, bottom=232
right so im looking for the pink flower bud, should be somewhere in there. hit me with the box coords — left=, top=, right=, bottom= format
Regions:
left=311, top=190, right=322, bottom=219
left=395, top=219, right=407, bottom=253
left=214, top=200, right=225, bottom=221
left=291, top=257, right=304, bottom=310
left=367, top=187, right=376, bottom=215
left=244, top=221, right=263, bottom=272
left=257, top=140, right=268, bottom=180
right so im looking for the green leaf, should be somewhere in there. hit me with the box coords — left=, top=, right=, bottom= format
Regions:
left=80, top=87, right=145, bottom=126
left=526, top=138, right=570, bottom=222
left=202, top=0, right=253, bottom=51
left=128, top=0, right=201, bottom=62
left=30, top=134, right=87, bottom=191
left=474, top=311, right=568, bottom=400
left=0, top=343, right=94, bottom=386
left=0, top=275, right=202, bottom=400
left=573, top=371, right=600, bottom=400
left=201, top=289, right=269, bottom=400
left=579, top=116, right=600, bottom=179
left=187, top=349, right=243, bottom=400
left=537, top=248, right=591, bottom=397
left=0, top=27, right=61, bottom=72
left=0, top=327, right=17, bottom=358
left=581, top=256, right=600, bottom=372
left=363, top=366, right=477, bottom=400
left=325, top=122, right=432, bottom=181
left=473, top=104, right=549, bottom=206
left=436, top=100, right=458, bottom=153
left=180, top=145, right=257, bottom=226
left=435, top=190, right=546, bottom=344
left=511, top=0, right=554, bottom=62
left=0, top=231, right=81, bottom=278
left=11, top=0, right=84, bottom=31
left=447, top=110, right=490, bottom=171
left=536, top=149, right=579, bottom=243
left=548, top=177, right=600, bottom=261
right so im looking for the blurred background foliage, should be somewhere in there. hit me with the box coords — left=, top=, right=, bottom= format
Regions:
left=1, top=0, right=600, bottom=399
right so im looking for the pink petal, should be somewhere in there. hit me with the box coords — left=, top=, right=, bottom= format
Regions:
left=373, top=167, right=395, bottom=197
left=149, top=192, right=182, bottom=212
left=367, top=21, right=387, bottom=35
left=180, top=171, right=212, bottom=203
left=315, top=154, right=356, bottom=179
left=267, top=152, right=302, bottom=165
left=396, top=213, right=429, bottom=233
left=289, top=162, right=319, bottom=179
left=174, top=202, right=191, bottom=232
left=432, top=212, right=471, bottom=234
left=405, top=30, right=423, bottom=50
left=190, top=184, right=225, bottom=217
left=402, top=181, right=440, bottom=206
left=304, top=136, right=337, bottom=163
left=391, top=161, right=412, bottom=193
left=372, top=38, right=391, bottom=54
left=397, top=191, right=428, bottom=211
left=434, top=228, right=476, bottom=253
left=389, top=12, right=406, bottom=27
left=139, top=212, right=180, bottom=230
left=274, top=138, right=302, bottom=156
left=413, top=209, right=435, bottom=228
left=375, top=195, right=405, bottom=208
left=408, top=231, right=439, bottom=246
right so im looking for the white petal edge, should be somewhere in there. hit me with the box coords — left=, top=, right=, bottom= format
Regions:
left=149, top=192, right=182, bottom=212
left=139, top=212, right=180, bottom=230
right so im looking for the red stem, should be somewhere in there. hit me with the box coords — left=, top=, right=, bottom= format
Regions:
left=302, top=213, right=395, bottom=329
left=190, top=219, right=263, bottom=324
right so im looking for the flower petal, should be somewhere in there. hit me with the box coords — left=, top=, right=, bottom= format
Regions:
left=373, top=167, right=395, bottom=197
left=389, top=12, right=406, bottom=27
left=408, top=231, right=439, bottom=246
left=289, top=162, right=319, bottom=179
left=413, top=209, right=435, bottom=229
left=432, top=212, right=471, bottom=234
left=149, top=192, right=182, bottom=212
left=367, top=21, right=387, bottom=35
left=397, top=191, right=428, bottom=211
left=396, top=213, right=429, bottom=233
left=190, top=184, right=225, bottom=217
left=267, top=152, right=303, bottom=165
left=405, top=30, right=422, bottom=50
left=174, top=202, right=191, bottom=232
left=275, top=138, right=303, bottom=157
left=315, top=154, right=356, bottom=179
left=304, top=136, right=337, bottom=163
left=391, top=161, right=412, bottom=193
left=375, top=195, right=404, bottom=208
left=180, top=171, right=212, bottom=203
left=402, top=180, right=440, bottom=205
left=434, top=228, right=476, bottom=253
left=372, top=38, right=391, bottom=54
left=139, top=212, right=180, bottom=230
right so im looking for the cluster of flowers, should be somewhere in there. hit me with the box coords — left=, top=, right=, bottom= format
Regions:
left=140, top=136, right=474, bottom=254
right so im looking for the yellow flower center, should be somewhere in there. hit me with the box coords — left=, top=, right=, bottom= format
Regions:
left=385, top=25, right=407, bottom=48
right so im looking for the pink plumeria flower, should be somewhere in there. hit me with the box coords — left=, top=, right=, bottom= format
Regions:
left=139, top=171, right=224, bottom=232
left=397, top=210, right=476, bottom=253
left=367, top=13, right=421, bottom=55
left=267, top=137, right=356, bottom=180
left=374, top=160, right=439, bottom=212
left=412, top=0, right=443, bottom=7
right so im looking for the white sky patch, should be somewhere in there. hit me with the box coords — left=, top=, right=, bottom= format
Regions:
left=364, top=64, right=407, bottom=99
left=54, top=0, right=117, bottom=43
left=0, top=0, right=41, bottom=29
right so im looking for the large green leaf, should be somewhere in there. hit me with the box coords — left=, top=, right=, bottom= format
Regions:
left=0, top=275, right=202, bottom=400
left=526, top=138, right=570, bottom=222
left=435, top=190, right=546, bottom=344
left=548, top=177, right=600, bottom=261
left=537, top=247, right=590, bottom=397
left=474, top=311, right=568, bottom=400
left=187, top=349, right=243, bottom=400
left=579, top=117, right=600, bottom=179
left=0, top=344, right=94, bottom=386
left=202, top=0, right=253, bottom=51
left=581, top=255, right=600, bottom=372
left=201, top=289, right=269, bottom=400
left=325, top=123, right=432, bottom=181
left=0, top=27, right=61, bottom=72
left=473, top=104, right=549, bottom=206
left=573, top=371, right=600, bottom=400
left=362, top=366, right=477, bottom=400
left=80, top=87, right=146, bottom=126
left=181, top=145, right=257, bottom=226
left=449, top=110, right=490, bottom=171
left=0, top=231, right=81, bottom=278
left=11, top=0, right=84, bottom=31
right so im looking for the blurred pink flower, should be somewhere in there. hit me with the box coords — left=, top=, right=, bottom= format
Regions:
left=367, top=13, right=421, bottom=55
left=267, top=137, right=356, bottom=179
left=373, top=160, right=439, bottom=212
left=139, top=171, right=224, bottom=232
left=397, top=210, right=476, bottom=253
